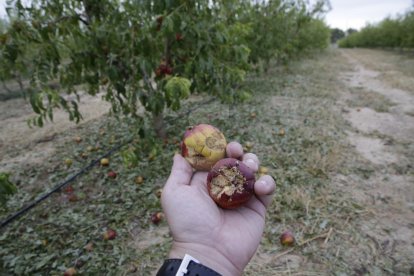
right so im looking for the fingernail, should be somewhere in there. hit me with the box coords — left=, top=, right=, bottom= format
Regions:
left=259, top=180, right=273, bottom=195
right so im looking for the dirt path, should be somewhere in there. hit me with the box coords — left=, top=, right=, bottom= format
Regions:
left=338, top=49, right=414, bottom=273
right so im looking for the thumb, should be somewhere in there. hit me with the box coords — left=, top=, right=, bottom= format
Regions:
left=165, top=154, right=193, bottom=189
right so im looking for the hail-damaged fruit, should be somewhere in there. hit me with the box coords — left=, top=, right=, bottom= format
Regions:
left=207, top=158, right=255, bottom=209
left=103, top=229, right=117, bottom=240
left=181, top=124, right=227, bottom=171
left=107, top=171, right=117, bottom=179
left=151, top=212, right=164, bottom=225
left=280, top=230, right=295, bottom=246
left=64, top=267, right=77, bottom=276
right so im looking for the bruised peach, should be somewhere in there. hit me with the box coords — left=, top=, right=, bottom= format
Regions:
left=280, top=230, right=295, bottom=246
left=207, top=158, right=255, bottom=209
left=64, top=267, right=77, bottom=276
left=181, top=124, right=227, bottom=171
left=103, top=229, right=117, bottom=240
left=151, top=212, right=164, bottom=224
left=135, top=176, right=144, bottom=184
left=107, top=171, right=117, bottom=179
left=100, top=158, right=110, bottom=166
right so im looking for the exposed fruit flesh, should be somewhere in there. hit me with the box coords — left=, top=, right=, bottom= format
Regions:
left=181, top=124, right=227, bottom=171
left=210, top=166, right=246, bottom=199
left=207, top=158, right=255, bottom=209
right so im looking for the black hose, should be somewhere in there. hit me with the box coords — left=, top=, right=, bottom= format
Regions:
left=0, top=97, right=217, bottom=230
left=0, top=141, right=131, bottom=229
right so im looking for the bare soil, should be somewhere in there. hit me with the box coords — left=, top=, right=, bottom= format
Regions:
left=0, top=92, right=110, bottom=172
left=338, top=49, right=414, bottom=274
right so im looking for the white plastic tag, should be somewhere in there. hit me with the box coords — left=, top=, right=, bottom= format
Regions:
left=175, top=254, right=200, bottom=276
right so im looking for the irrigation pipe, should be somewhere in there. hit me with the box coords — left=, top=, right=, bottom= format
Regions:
left=0, top=97, right=216, bottom=229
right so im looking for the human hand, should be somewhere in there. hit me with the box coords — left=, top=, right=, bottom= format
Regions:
left=161, top=142, right=276, bottom=275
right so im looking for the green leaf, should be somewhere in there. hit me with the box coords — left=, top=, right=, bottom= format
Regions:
left=165, top=76, right=191, bottom=99
left=0, top=172, right=17, bottom=206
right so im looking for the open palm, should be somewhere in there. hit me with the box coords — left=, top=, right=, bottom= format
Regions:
left=161, top=142, right=275, bottom=275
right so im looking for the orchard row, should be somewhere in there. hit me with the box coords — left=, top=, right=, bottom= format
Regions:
left=0, top=0, right=330, bottom=135
left=339, top=9, right=414, bottom=49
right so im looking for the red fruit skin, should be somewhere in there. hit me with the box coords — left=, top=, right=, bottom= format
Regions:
left=164, top=66, right=173, bottom=75
left=207, top=158, right=255, bottom=209
left=64, top=185, right=74, bottom=194
left=151, top=212, right=163, bottom=224
left=64, top=267, right=77, bottom=276
left=107, top=171, right=117, bottom=179
left=280, top=231, right=295, bottom=246
left=180, top=141, right=188, bottom=156
left=159, top=64, right=167, bottom=73
left=103, top=229, right=117, bottom=240
left=175, top=33, right=183, bottom=41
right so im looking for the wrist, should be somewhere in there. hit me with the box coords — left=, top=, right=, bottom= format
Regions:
left=169, top=241, right=242, bottom=276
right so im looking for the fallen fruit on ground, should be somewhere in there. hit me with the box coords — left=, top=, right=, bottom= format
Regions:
left=64, top=185, right=74, bottom=194
left=100, top=158, right=109, bottom=166
left=68, top=193, right=78, bottom=202
left=84, top=242, right=93, bottom=252
left=155, top=188, right=162, bottom=198
left=107, top=171, right=117, bottom=179
left=280, top=230, right=295, bottom=246
left=181, top=124, right=227, bottom=171
left=258, top=166, right=269, bottom=176
left=245, top=141, right=254, bottom=150
left=103, top=229, right=117, bottom=240
left=151, top=212, right=164, bottom=224
left=135, top=176, right=144, bottom=184
left=64, top=267, right=77, bottom=276
left=207, top=158, right=255, bottom=209
left=64, top=158, right=73, bottom=167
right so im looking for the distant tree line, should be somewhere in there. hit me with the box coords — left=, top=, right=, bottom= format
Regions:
left=338, top=8, right=414, bottom=48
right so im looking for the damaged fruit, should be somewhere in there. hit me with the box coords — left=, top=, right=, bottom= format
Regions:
left=207, top=158, right=255, bottom=209
left=181, top=124, right=227, bottom=171
left=151, top=212, right=164, bottom=224
left=64, top=267, right=77, bottom=276
left=100, top=158, right=109, bottom=166
left=103, top=229, right=117, bottom=240
left=107, top=171, right=117, bottom=179
left=280, top=230, right=295, bottom=246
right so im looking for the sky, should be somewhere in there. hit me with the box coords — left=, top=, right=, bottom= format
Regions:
left=325, top=0, right=413, bottom=30
left=0, top=0, right=413, bottom=31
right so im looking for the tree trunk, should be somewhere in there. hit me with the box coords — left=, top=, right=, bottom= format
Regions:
left=153, top=112, right=166, bottom=139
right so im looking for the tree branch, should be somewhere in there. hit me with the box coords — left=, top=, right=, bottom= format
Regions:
left=140, top=66, right=156, bottom=94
